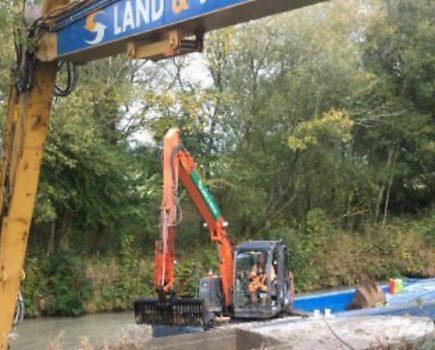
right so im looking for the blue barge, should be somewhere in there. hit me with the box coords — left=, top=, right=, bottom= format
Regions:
left=293, top=278, right=435, bottom=319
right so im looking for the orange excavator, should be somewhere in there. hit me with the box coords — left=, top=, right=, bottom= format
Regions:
left=134, top=128, right=294, bottom=327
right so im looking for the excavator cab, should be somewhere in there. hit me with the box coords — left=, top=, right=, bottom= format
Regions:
left=190, top=240, right=292, bottom=324
left=233, top=241, right=291, bottom=319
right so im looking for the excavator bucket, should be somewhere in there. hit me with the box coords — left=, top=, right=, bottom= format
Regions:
left=134, top=298, right=208, bottom=327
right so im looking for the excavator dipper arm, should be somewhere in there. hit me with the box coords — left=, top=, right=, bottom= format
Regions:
left=154, top=128, right=233, bottom=306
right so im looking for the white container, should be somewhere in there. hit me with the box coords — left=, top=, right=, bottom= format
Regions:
left=313, top=309, right=321, bottom=318
left=324, top=308, right=332, bottom=318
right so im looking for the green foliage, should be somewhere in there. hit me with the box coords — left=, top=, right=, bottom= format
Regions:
left=111, top=233, right=148, bottom=309
left=21, top=257, right=45, bottom=317
left=175, top=246, right=220, bottom=296
left=87, top=233, right=153, bottom=312
left=306, top=209, right=332, bottom=237
left=269, top=216, right=434, bottom=292
left=41, top=250, right=92, bottom=316
left=420, top=214, right=435, bottom=247
left=288, top=110, right=354, bottom=151
left=22, top=216, right=432, bottom=315
left=22, top=251, right=92, bottom=317
left=174, top=259, right=200, bottom=297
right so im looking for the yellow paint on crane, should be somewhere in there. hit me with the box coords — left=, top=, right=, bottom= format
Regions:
left=0, top=2, right=68, bottom=349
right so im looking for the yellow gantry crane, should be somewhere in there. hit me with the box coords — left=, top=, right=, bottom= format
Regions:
left=0, top=0, right=324, bottom=347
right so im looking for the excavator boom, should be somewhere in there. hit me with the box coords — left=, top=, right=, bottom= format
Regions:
left=134, top=128, right=233, bottom=327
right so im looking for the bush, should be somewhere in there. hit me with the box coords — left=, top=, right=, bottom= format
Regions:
left=22, top=257, right=45, bottom=317
left=265, top=215, right=434, bottom=293
left=22, top=252, right=92, bottom=317
left=85, top=233, right=153, bottom=312
left=41, top=250, right=92, bottom=316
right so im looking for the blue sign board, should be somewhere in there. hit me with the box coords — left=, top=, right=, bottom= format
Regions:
left=57, top=0, right=250, bottom=57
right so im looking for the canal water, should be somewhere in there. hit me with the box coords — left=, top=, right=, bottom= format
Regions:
left=10, top=312, right=202, bottom=349
left=10, top=312, right=145, bottom=349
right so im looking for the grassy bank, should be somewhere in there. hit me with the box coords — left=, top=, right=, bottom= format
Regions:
left=23, top=215, right=434, bottom=318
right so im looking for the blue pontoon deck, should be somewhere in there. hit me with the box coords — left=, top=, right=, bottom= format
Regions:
left=293, top=278, right=435, bottom=319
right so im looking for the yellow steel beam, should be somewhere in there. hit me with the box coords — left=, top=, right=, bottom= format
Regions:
left=0, top=1, right=68, bottom=348
left=127, top=30, right=203, bottom=61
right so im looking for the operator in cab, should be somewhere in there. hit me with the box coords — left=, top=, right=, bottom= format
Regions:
left=248, top=254, right=276, bottom=304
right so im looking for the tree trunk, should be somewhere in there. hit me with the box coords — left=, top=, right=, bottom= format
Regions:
left=58, top=213, right=72, bottom=251
left=382, top=149, right=396, bottom=225
left=47, top=221, right=56, bottom=256
left=376, top=148, right=395, bottom=222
